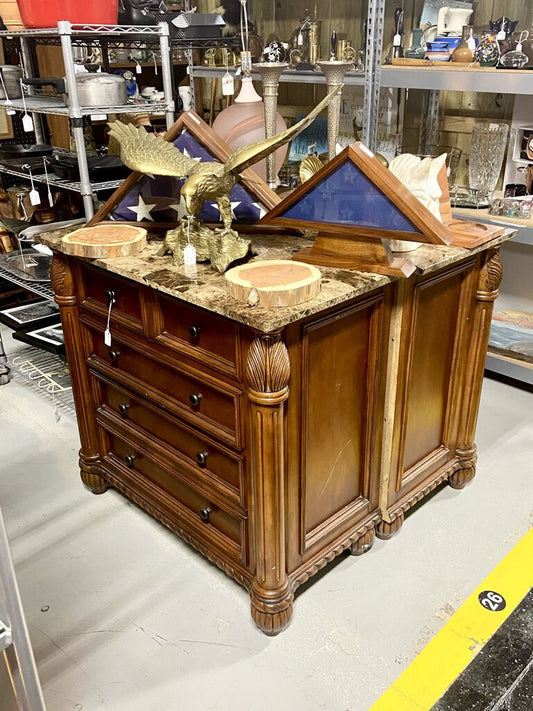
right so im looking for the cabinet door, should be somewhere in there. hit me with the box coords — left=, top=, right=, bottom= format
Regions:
left=286, top=290, right=390, bottom=568
left=388, top=258, right=478, bottom=508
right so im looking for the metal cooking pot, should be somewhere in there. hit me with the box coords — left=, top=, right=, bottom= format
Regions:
left=0, top=65, right=23, bottom=99
left=22, top=69, right=127, bottom=107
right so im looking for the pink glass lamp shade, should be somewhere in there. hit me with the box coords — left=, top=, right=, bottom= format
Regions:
left=212, top=77, right=287, bottom=183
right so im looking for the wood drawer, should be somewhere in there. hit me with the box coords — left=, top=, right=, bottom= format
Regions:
left=87, top=326, right=243, bottom=448
left=97, top=378, right=244, bottom=502
left=80, top=266, right=144, bottom=333
left=155, top=293, right=240, bottom=377
left=102, top=430, right=245, bottom=564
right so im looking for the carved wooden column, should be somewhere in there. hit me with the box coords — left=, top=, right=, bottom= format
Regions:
left=51, top=253, right=107, bottom=494
left=246, top=331, right=293, bottom=635
left=450, top=248, right=503, bottom=489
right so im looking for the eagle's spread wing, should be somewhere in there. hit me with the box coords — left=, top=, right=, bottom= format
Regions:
left=107, top=121, right=198, bottom=177
left=223, top=85, right=341, bottom=175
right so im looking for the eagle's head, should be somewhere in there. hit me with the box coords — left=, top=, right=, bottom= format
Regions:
left=181, top=172, right=220, bottom=216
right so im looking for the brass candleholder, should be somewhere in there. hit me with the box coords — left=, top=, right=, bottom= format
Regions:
left=316, top=60, right=353, bottom=161
left=254, top=62, right=289, bottom=188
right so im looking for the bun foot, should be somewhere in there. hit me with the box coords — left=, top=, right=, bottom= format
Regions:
left=250, top=586, right=293, bottom=636
left=376, top=512, right=404, bottom=540
left=449, top=465, right=476, bottom=489
left=350, top=527, right=375, bottom=556
left=80, top=452, right=108, bottom=494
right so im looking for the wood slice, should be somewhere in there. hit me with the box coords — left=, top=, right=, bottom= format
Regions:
left=61, top=224, right=147, bottom=258
left=225, top=260, right=321, bottom=307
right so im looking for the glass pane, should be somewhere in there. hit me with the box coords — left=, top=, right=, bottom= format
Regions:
left=280, top=160, right=422, bottom=233
left=110, top=129, right=267, bottom=224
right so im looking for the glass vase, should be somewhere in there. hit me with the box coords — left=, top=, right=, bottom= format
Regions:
left=468, top=122, right=509, bottom=203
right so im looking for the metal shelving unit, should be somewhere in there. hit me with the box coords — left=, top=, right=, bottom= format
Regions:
left=0, top=21, right=176, bottom=219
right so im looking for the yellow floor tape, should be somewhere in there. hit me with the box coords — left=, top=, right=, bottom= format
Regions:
left=370, top=527, right=533, bottom=711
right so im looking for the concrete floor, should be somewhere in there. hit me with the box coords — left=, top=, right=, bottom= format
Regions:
left=1, top=326, right=532, bottom=711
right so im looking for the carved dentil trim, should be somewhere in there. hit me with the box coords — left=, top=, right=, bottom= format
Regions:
left=292, top=519, right=378, bottom=588
left=477, top=249, right=503, bottom=300
left=104, top=469, right=252, bottom=590
left=246, top=332, right=290, bottom=395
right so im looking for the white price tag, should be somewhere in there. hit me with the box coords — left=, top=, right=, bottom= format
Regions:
left=222, top=72, right=234, bottom=96
left=22, top=113, right=34, bottom=132
left=90, top=113, right=108, bottom=121
left=496, top=30, right=506, bottom=41
left=29, top=188, right=41, bottom=205
left=183, top=244, right=196, bottom=265
left=393, top=33, right=402, bottom=47
left=104, top=328, right=112, bottom=347
left=6, top=108, right=15, bottom=115
left=467, top=36, right=476, bottom=51
left=135, top=63, right=142, bottom=74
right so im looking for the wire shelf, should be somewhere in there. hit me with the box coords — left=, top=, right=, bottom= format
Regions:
left=0, top=165, right=124, bottom=193
left=10, top=346, right=75, bottom=418
left=0, top=264, right=54, bottom=300
left=0, top=96, right=173, bottom=117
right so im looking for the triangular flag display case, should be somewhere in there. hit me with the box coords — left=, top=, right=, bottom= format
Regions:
left=259, top=142, right=505, bottom=276
left=86, top=110, right=280, bottom=231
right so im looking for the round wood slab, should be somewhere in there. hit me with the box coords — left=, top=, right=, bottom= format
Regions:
left=61, top=224, right=147, bottom=258
left=225, top=259, right=321, bottom=307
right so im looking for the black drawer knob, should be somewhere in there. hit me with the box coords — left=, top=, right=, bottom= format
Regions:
left=188, top=325, right=201, bottom=339
left=189, top=392, right=203, bottom=407
left=118, top=403, right=129, bottom=417
left=108, top=350, right=120, bottom=362
left=196, top=450, right=208, bottom=466
left=124, top=454, right=136, bottom=468
left=199, top=507, right=212, bottom=523
left=104, top=289, right=116, bottom=303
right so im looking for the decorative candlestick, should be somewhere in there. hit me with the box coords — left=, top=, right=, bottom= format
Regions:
left=316, top=59, right=352, bottom=161
left=254, top=61, right=289, bottom=188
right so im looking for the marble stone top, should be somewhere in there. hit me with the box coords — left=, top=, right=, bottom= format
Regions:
left=38, top=227, right=513, bottom=333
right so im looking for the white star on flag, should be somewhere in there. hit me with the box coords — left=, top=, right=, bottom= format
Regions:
left=182, top=147, right=202, bottom=162
left=252, top=202, right=267, bottom=218
left=169, top=195, right=189, bottom=219
left=127, top=195, right=157, bottom=222
left=209, top=201, right=241, bottom=218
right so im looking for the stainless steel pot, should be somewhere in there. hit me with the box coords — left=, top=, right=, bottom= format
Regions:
left=0, top=65, right=23, bottom=99
left=22, top=70, right=127, bottom=107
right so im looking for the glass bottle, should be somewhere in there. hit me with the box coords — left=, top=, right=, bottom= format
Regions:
left=451, top=25, right=474, bottom=64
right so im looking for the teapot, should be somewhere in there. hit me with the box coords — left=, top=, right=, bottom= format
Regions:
left=437, top=7, right=473, bottom=36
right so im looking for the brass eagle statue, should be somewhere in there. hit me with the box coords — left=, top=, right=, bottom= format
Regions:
left=107, top=85, right=340, bottom=233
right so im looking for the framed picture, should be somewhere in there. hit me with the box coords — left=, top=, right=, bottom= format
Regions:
left=12, top=321, right=66, bottom=357
left=87, top=111, right=280, bottom=230
left=0, top=298, right=59, bottom=330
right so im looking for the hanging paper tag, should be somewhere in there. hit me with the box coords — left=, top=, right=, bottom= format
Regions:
left=297, top=32, right=303, bottom=46
left=135, top=63, right=142, bottom=74
left=104, top=297, right=114, bottom=346
left=183, top=244, right=196, bottom=265
left=6, top=108, right=15, bottom=115
left=393, top=33, right=401, bottom=47
left=29, top=188, right=40, bottom=206
left=496, top=30, right=506, bottom=41
left=222, top=72, right=234, bottom=96
left=22, top=113, right=34, bottom=132
left=467, top=36, right=476, bottom=51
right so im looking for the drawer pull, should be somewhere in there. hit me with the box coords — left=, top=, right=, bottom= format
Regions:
left=199, top=507, right=212, bottom=523
left=196, top=450, right=208, bottom=466
left=108, top=349, right=120, bottom=362
left=118, top=403, right=129, bottom=417
left=124, top=454, right=136, bottom=468
left=189, top=392, right=203, bottom=407
left=188, top=325, right=201, bottom=339
left=104, top=289, right=116, bottom=304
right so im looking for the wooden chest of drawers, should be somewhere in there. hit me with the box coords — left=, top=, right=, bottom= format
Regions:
left=49, top=237, right=504, bottom=635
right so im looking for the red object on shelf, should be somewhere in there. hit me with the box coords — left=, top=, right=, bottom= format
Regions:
left=16, top=0, right=118, bottom=28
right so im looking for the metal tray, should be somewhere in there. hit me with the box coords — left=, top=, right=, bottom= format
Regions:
left=0, top=249, right=52, bottom=282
